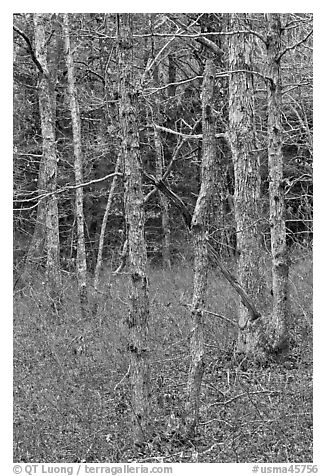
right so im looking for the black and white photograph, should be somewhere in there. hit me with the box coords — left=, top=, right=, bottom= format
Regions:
left=12, top=11, right=315, bottom=469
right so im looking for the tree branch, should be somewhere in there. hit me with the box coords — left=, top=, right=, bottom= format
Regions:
left=14, top=172, right=122, bottom=209
left=145, top=75, right=203, bottom=96
left=143, top=126, right=192, bottom=203
left=154, top=123, right=226, bottom=140
left=277, top=29, right=312, bottom=62
left=76, top=60, right=106, bottom=84
left=13, top=24, right=44, bottom=75
left=201, top=308, right=238, bottom=327
left=143, top=171, right=193, bottom=229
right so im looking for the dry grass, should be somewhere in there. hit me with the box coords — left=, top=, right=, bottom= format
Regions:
left=13, top=250, right=313, bottom=463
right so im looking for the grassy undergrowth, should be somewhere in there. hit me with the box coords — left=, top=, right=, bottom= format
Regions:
left=13, top=251, right=313, bottom=463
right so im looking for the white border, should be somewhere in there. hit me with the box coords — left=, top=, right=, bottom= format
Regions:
left=3, top=4, right=325, bottom=473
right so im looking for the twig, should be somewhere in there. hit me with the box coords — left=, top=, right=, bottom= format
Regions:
left=183, top=302, right=237, bottom=327
left=200, top=419, right=233, bottom=427
left=208, top=390, right=281, bottom=407
left=145, top=76, right=203, bottom=95
left=114, top=365, right=131, bottom=391
left=154, top=123, right=226, bottom=140
left=202, top=308, right=238, bottom=327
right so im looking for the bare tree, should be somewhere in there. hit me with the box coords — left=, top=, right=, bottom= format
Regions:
left=228, top=13, right=266, bottom=354
left=33, top=13, right=61, bottom=300
left=117, top=13, right=151, bottom=445
left=266, top=13, right=289, bottom=350
left=184, top=57, right=216, bottom=436
left=62, top=13, right=88, bottom=316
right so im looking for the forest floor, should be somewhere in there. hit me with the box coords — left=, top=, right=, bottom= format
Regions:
left=13, top=249, right=313, bottom=463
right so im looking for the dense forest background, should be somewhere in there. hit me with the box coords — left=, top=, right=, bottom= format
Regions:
left=13, top=13, right=312, bottom=270
left=13, top=13, right=313, bottom=464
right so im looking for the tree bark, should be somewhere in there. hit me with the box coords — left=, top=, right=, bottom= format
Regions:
left=202, top=14, right=234, bottom=259
left=63, top=13, right=88, bottom=317
left=228, top=13, right=265, bottom=354
left=117, top=13, right=151, bottom=446
left=266, top=14, right=289, bottom=350
left=184, top=58, right=216, bottom=436
left=25, top=154, right=46, bottom=269
left=33, top=13, right=61, bottom=301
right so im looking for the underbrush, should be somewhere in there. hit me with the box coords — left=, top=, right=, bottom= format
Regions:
left=13, top=253, right=313, bottom=463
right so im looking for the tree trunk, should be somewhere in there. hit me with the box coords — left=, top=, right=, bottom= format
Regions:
left=184, top=58, right=216, bottom=436
left=25, top=154, right=46, bottom=270
left=63, top=13, right=88, bottom=317
left=228, top=13, right=265, bottom=354
left=117, top=13, right=151, bottom=446
left=202, top=15, right=234, bottom=259
left=150, top=46, right=173, bottom=270
left=25, top=17, right=62, bottom=275
left=33, top=13, right=61, bottom=301
left=266, top=14, right=289, bottom=350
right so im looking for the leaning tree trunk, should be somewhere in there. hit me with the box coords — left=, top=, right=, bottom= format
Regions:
left=266, top=14, right=289, bottom=351
left=228, top=13, right=265, bottom=354
left=184, top=58, right=216, bottom=437
left=94, top=153, right=122, bottom=290
left=33, top=13, right=61, bottom=301
left=117, top=13, right=151, bottom=446
left=63, top=13, right=88, bottom=317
